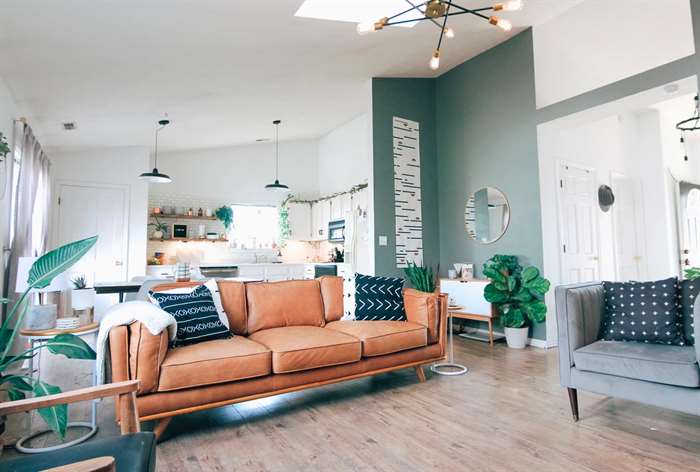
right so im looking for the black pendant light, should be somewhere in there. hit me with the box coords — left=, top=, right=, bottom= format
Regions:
left=140, top=119, right=172, bottom=183
left=265, top=119, right=290, bottom=192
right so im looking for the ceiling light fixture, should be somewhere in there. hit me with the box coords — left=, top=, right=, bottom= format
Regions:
left=265, top=120, right=290, bottom=192
left=676, top=95, right=700, bottom=162
left=357, top=0, right=523, bottom=70
left=139, top=118, right=172, bottom=184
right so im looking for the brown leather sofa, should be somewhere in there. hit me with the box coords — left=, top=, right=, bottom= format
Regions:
left=109, top=277, right=447, bottom=439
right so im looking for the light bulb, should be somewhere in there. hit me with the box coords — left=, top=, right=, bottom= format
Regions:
left=444, top=27, right=455, bottom=39
left=494, top=0, right=523, bottom=11
left=489, top=16, right=512, bottom=31
left=357, top=22, right=376, bottom=35
left=429, top=51, right=440, bottom=71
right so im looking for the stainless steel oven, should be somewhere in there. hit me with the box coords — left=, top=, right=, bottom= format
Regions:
left=328, top=219, right=345, bottom=242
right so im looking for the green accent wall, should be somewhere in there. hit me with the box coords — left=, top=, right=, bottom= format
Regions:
left=371, top=78, right=439, bottom=279
left=435, top=29, right=545, bottom=340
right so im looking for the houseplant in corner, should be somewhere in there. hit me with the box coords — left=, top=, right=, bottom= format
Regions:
left=482, top=255, right=550, bottom=349
left=0, top=236, right=98, bottom=446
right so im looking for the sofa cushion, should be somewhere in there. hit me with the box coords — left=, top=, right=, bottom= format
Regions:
left=150, top=283, right=231, bottom=346
left=354, top=273, right=406, bottom=321
left=403, top=288, right=440, bottom=344
left=573, top=340, right=699, bottom=388
left=246, top=280, right=325, bottom=334
left=218, top=280, right=248, bottom=335
left=601, top=278, right=685, bottom=346
left=249, top=326, right=361, bottom=374
left=679, top=279, right=697, bottom=346
left=326, top=320, right=427, bottom=357
left=319, top=276, right=344, bottom=322
left=157, top=337, right=271, bottom=391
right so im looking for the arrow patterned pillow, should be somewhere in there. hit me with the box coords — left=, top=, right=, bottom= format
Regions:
left=354, top=273, right=406, bottom=321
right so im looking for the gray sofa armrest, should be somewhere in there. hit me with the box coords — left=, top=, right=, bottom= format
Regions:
left=555, top=282, right=605, bottom=387
left=694, top=302, right=700, bottom=363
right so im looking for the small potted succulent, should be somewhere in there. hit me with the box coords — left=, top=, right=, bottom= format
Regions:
left=71, top=274, right=95, bottom=313
left=149, top=216, right=168, bottom=240
left=482, top=255, right=550, bottom=349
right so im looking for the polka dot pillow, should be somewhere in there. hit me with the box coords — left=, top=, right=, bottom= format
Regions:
left=678, top=279, right=697, bottom=346
left=601, top=277, right=685, bottom=346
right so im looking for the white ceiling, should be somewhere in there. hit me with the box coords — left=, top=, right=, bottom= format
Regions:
left=0, top=0, right=581, bottom=152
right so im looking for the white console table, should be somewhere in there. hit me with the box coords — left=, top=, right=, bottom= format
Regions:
left=440, top=279, right=502, bottom=347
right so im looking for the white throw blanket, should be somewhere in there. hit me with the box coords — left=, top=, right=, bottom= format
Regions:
left=95, top=301, right=177, bottom=385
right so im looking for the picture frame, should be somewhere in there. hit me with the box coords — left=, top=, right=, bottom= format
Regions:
left=172, top=223, right=188, bottom=240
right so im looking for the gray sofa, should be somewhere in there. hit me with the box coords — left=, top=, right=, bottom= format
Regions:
left=555, top=282, right=700, bottom=420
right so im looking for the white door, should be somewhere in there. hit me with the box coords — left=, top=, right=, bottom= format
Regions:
left=56, top=183, right=128, bottom=284
left=557, top=163, right=600, bottom=283
left=679, top=183, right=700, bottom=272
left=611, top=173, right=645, bottom=281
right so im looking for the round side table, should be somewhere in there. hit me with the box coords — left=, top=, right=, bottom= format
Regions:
left=16, top=323, right=99, bottom=454
left=430, top=306, right=468, bottom=376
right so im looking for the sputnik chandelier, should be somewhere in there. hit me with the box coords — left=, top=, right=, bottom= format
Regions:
left=357, top=0, right=523, bottom=70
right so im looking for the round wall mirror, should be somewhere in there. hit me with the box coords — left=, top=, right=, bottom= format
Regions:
left=465, top=187, right=511, bottom=244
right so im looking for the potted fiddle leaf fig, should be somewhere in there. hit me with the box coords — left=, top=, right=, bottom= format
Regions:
left=0, top=236, right=98, bottom=442
left=482, top=255, right=550, bottom=349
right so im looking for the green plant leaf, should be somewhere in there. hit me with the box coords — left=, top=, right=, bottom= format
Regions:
left=27, top=236, right=98, bottom=289
left=45, top=334, right=96, bottom=360
left=513, top=287, right=533, bottom=302
left=500, top=307, right=526, bottom=328
left=8, top=389, right=25, bottom=401
left=522, top=266, right=539, bottom=283
left=506, top=275, right=517, bottom=292
left=0, top=326, right=12, bottom=353
left=524, top=276, right=551, bottom=295
left=3, top=375, right=33, bottom=391
left=484, top=283, right=508, bottom=303
left=32, top=380, right=67, bottom=441
left=482, top=266, right=505, bottom=283
left=523, top=300, right=547, bottom=323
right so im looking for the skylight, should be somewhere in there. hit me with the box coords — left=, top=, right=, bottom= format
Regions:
left=294, top=0, right=422, bottom=28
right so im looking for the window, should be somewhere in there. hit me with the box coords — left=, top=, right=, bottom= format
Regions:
left=229, top=205, right=279, bottom=250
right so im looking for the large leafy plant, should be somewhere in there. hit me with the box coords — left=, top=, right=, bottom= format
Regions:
left=0, top=236, right=98, bottom=440
left=404, top=261, right=436, bottom=293
left=215, top=206, right=233, bottom=232
left=684, top=267, right=700, bottom=280
left=0, top=132, right=9, bottom=161
left=482, top=254, right=551, bottom=329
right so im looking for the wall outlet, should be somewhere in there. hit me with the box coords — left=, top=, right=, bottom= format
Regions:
left=378, top=235, right=388, bottom=246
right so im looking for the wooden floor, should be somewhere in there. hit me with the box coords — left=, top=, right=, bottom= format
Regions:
left=7, top=337, right=700, bottom=471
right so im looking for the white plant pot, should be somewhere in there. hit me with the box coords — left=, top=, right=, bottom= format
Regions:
left=72, top=288, right=96, bottom=310
left=504, top=327, right=529, bottom=349
left=152, top=230, right=164, bottom=239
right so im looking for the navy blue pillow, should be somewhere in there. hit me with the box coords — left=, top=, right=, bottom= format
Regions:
left=354, top=273, right=406, bottom=321
left=601, top=277, right=685, bottom=346
left=150, top=285, right=230, bottom=346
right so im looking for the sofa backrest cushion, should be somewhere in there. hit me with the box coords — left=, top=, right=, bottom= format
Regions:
left=403, top=288, right=439, bottom=344
left=246, top=279, right=325, bottom=334
left=218, top=281, right=248, bottom=335
left=319, top=276, right=344, bottom=322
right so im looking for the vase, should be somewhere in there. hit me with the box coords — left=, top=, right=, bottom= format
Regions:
left=72, top=288, right=96, bottom=311
left=152, top=230, right=164, bottom=239
left=504, top=327, right=529, bottom=349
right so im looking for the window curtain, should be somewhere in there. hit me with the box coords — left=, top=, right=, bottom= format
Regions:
left=4, top=124, right=51, bottom=307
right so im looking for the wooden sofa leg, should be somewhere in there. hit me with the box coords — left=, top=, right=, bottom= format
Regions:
left=414, top=366, right=426, bottom=383
left=567, top=388, right=579, bottom=422
left=153, top=417, right=173, bottom=442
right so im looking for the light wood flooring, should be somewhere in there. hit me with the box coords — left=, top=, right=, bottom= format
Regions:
left=6, top=337, right=700, bottom=471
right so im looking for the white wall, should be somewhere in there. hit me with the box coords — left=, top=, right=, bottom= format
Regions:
left=533, top=0, right=695, bottom=109
left=318, top=114, right=370, bottom=195
left=152, top=140, right=320, bottom=205
left=50, top=147, right=150, bottom=281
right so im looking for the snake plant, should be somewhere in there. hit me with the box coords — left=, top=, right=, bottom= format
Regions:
left=0, top=236, right=98, bottom=440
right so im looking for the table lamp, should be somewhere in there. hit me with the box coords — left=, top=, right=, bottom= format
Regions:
left=15, top=256, right=70, bottom=330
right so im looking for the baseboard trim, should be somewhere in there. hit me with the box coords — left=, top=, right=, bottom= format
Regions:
left=458, top=327, right=549, bottom=349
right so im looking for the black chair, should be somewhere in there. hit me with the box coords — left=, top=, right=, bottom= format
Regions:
left=0, top=380, right=156, bottom=472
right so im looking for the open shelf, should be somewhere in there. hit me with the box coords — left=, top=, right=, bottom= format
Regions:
left=149, top=213, right=218, bottom=221
left=149, top=238, right=229, bottom=243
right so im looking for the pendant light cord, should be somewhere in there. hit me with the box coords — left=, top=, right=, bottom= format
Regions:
left=154, top=119, right=170, bottom=168
left=275, top=120, right=280, bottom=180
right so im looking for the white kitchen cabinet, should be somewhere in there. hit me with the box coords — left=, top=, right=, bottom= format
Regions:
left=320, top=200, right=331, bottom=238
left=330, top=196, right=342, bottom=221
left=237, top=265, right=265, bottom=280
left=287, top=202, right=311, bottom=241
left=310, top=203, right=323, bottom=241
left=340, top=193, right=352, bottom=219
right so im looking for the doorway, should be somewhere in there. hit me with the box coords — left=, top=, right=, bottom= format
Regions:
left=55, top=182, right=129, bottom=284
left=557, top=162, right=600, bottom=283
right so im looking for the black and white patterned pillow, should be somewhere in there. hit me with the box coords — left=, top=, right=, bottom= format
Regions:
left=354, top=273, right=406, bottom=321
left=150, top=284, right=231, bottom=346
left=678, top=279, right=697, bottom=346
left=602, top=277, right=685, bottom=346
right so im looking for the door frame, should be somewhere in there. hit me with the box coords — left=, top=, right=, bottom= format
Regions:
left=52, top=180, right=131, bottom=281
left=554, top=160, right=602, bottom=283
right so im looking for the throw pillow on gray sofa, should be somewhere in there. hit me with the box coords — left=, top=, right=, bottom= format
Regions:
left=601, top=277, right=685, bottom=346
left=678, top=279, right=697, bottom=346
